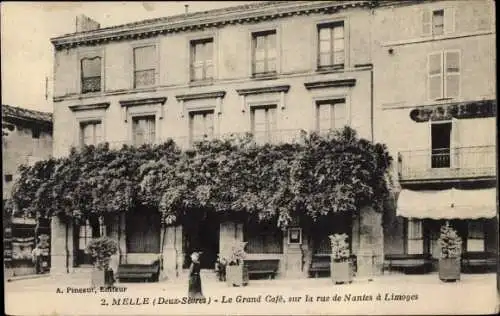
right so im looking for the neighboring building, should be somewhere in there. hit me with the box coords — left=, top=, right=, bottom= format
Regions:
left=373, top=0, right=497, bottom=272
left=2, top=104, right=53, bottom=276
left=49, top=1, right=379, bottom=279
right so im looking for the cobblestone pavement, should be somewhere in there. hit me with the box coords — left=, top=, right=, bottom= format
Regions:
left=5, top=272, right=499, bottom=315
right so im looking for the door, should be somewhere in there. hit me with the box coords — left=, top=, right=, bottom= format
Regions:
left=431, top=122, right=452, bottom=168
left=75, top=218, right=105, bottom=266
left=183, top=211, right=219, bottom=269
left=126, top=207, right=161, bottom=253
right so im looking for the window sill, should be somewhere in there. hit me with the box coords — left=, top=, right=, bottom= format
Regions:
left=251, top=72, right=278, bottom=81
left=189, top=79, right=214, bottom=87
left=316, top=66, right=345, bottom=74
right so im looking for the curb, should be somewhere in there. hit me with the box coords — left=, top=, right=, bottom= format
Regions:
left=6, top=273, right=51, bottom=282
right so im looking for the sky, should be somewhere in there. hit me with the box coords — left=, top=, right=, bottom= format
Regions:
left=1, top=1, right=257, bottom=113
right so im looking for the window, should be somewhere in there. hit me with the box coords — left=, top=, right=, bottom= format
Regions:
left=133, top=46, right=156, bottom=88
left=81, top=57, right=102, bottom=93
left=80, top=121, right=102, bottom=147
left=4, top=174, right=13, bottom=182
left=251, top=106, right=277, bottom=144
left=467, top=221, right=485, bottom=252
left=245, top=222, right=283, bottom=254
left=252, top=30, right=276, bottom=76
left=422, top=8, right=454, bottom=36
left=189, top=111, right=214, bottom=145
left=78, top=218, right=106, bottom=251
left=407, top=219, right=424, bottom=254
left=316, top=99, right=346, bottom=132
left=428, top=51, right=460, bottom=100
left=132, top=115, right=156, bottom=146
left=190, top=39, right=213, bottom=81
left=31, top=127, right=41, bottom=139
left=317, top=22, right=345, bottom=69
left=431, top=122, right=451, bottom=168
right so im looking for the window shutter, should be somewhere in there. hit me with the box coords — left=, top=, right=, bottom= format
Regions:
left=450, top=118, right=460, bottom=168
left=421, top=9, right=432, bottom=36
left=428, top=52, right=443, bottom=100
left=443, top=7, right=455, bottom=34
left=444, top=51, right=460, bottom=98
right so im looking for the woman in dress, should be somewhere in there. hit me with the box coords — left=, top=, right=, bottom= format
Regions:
left=188, top=252, right=203, bottom=298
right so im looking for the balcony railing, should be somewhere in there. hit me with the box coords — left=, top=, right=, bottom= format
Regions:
left=398, top=145, right=496, bottom=182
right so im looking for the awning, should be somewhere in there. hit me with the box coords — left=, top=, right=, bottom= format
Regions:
left=397, top=188, right=497, bottom=219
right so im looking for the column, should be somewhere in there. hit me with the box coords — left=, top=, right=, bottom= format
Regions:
left=161, top=224, right=183, bottom=280
left=107, top=215, right=123, bottom=274
left=219, top=221, right=243, bottom=259
left=355, top=207, right=384, bottom=281
left=50, top=216, right=73, bottom=274
left=283, top=227, right=304, bottom=279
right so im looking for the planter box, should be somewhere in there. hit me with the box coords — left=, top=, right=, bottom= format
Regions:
left=226, top=265, right=248, bottom=287
left=439, top=258, right=460, bottom=282
left=331, top=261, right=353, bottom=284
left=91, top=269, right=115, bottom=287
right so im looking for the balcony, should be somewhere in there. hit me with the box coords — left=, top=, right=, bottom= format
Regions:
left=398, top=145, right=496, bottom=184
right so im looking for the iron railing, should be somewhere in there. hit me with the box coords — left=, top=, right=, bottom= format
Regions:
left=398, top=145, right=496, bottom=181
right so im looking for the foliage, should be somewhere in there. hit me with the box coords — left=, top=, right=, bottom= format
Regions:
left=329, top=233, right=350, bottom=262
left=9, top=126, right=392, bottom=229
left=438, top=221, right=462, bottom=259
left=85, top=236, right=118, bottom=270
left=225, top=242, right=247, bottom=266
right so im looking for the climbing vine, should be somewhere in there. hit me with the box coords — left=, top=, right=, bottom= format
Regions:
left=10, top=127, right=393, bottom=229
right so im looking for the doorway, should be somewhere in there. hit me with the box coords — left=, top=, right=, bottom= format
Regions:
left=431, top=122, right=452, bottom=168
left=183, top=210, right=219, bottom=269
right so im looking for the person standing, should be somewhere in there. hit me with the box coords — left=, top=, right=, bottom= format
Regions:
left=31, top=245, right=41, bottom=274
left=188, top=252, right=203, bottom=298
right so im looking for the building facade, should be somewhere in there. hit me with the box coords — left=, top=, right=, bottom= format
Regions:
left=373, top=0, right=497, bottom=272
left=2, top=104, right=53, bottom=276
left=48, top=0, right=496, bottom=279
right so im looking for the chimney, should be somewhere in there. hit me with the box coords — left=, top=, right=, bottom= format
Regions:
left=184, top=4, right=189, bottom=15
left=75, top=14, right=100, bottom=33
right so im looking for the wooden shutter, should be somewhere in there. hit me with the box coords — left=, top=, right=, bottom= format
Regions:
left=444, top=51, right=460, bottom=98
left=428, top=52, right=443, bottom=100
left=333, top=101, right=346, bottom=129
left=421, top=8, right=432, bottom=36
left=443, top=7, right=455, bottom=34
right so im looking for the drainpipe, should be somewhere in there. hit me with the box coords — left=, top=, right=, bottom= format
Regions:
left=370, top=67, right=374, bottom=143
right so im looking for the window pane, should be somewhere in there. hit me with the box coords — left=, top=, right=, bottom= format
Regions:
left=205, top=64, right=213, bottom=79
left=319, top=53, right=331, bottom=66
left=267, top=33, right=276, bottom=49
left=134, top=46, right=156, bottom=71
left=445, top=52, right=460, bottom=73
left=205, top=112, right=214, bottom=138
left=267, top=47, right=276, bottom=59
left=408, top=240, right=424, bottom=254
left=253, top=109, right=267, bottom=132
left=467, top=239, right=484, bottom=251
left=429, top=53, right=442, bottom=75
left=333, top=51, right=345, bottom=65
left=319, top=27, right=331, bottom=41
left=433, top=10, right=444, bottom=35
left=255, top=50, right=266, bottom=61
left=468, top=221, right=484, bottom=238
left=267, top=59, right=276, bottom=72
left=445, top=74, right=459, bottom=98
left=319, top=40, right=331, bottom=53
left=94, top=122, right=102, bottom=144
left=429, top=76, right=443, bottom=99
left=205, top=41, right=213, bottom=61
left=81, top=57, right=101, bottom=77
left=333, top=25, right=344, bottom=39
left=408, top=220, right=423, bottom=238
left=317, top=104, right=332, bottom=131
left=254, top=60, right=265, bottom=73
left=255, top=35, right=266, bottom=50
left=333, top=102, right=346, bottom=129
left=333, top=38, right=344, bottom=52
left=133, top=116, right=155, bottom=145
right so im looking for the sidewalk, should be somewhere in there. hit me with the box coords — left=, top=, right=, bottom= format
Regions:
left=5, top=272, right=499, bottom=315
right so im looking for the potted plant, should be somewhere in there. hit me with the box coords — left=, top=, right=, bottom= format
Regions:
left=85, top=236, right=118, bottom=287
left=329, top=233, right=353, bottom=284
left=437, top=221, right=462, bottom=282
left=224, top=242, right=248, bottom=287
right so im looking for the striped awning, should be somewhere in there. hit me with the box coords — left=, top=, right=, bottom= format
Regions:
left=397, top=188, right=497, bottom=219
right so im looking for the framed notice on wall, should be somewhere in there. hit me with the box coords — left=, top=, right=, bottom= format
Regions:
left=287, top=228, right=302, bottom=245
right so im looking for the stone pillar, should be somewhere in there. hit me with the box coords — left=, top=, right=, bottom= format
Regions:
left=355, top=207, right=384, bottom=281
left=108, top=215, right=123, bottom=274
left=161, top=224, right=183, bottom=280
left=50, top=216, right=73, bottom=274
left=219, top=221, right=243, bottom=259
left=302, top=230, right=312, bottom=278
left=283, top=228, right=304, bottom=279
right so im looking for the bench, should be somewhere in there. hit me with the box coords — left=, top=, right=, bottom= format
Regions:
left=383, top=254, right=432, bottom=274
left=116, top=260, right=160, bottom=282
left=244, top=259, right=280, bottom=279
left=309, top=255, right=358, bottom=278
left=461, top=252, right=496, bottom=273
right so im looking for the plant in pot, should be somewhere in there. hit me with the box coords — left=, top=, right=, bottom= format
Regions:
left=437, top=221, right=462, bottom=282
left=329, top=233, right=353, bottom=284
left=85, top=236, right=118, bottom=287
left=224, top=242, right=248, bottom=287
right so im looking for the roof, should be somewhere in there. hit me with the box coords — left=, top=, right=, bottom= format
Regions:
left=51, top=1, right=375, bottom=50
left=2, top=104, right=53, bottom=125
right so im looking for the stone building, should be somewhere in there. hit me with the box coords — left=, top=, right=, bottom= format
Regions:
left=48, top=0, right=496, bottom=280
left=2, top=104, right=53, bottom=276
left=373, top=0, right=497, bottom=272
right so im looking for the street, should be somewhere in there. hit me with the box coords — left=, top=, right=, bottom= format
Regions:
left=5, top=272, right=498, bottom=315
